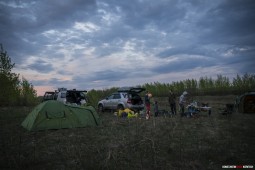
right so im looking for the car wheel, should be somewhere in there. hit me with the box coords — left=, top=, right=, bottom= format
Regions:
left=98, top=104, right=104, bottom=112
left=117, top=104, right=124, bottom=111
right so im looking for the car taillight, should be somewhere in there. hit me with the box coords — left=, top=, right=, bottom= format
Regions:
left=127, top=99, right=132, bottom=104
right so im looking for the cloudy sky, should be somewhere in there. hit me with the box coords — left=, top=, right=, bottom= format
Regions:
left=0, top=0, right=254, bottom=95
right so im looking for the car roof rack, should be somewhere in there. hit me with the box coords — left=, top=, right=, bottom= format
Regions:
left=117, top=87, right=145, bottom=93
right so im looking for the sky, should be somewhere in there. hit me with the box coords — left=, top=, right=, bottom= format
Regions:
left=0, top=0, right=255, bottom=96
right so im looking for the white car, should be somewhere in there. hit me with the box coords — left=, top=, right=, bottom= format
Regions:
left=98, top=87, right=145, bottom=112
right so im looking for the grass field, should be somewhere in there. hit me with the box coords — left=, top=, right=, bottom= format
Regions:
left=0, top=95, right=255, bottom=170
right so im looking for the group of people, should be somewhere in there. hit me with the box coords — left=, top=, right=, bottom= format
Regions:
left=144, top=90, right=189, bottom=119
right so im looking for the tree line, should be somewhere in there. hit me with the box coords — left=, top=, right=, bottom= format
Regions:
left=86, top=73, right=255, bottom=107
left=0, top=44, right=37, bottom=106
left=141, top=73, right=255, bottom=97
left=1, top=44, right=254, bottom=107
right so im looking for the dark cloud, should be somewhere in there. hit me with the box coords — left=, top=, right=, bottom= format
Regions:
left=157, top=45, right=213, bottom=58
left=87, top=70, right=128, bottom=82
left=0, top=0, right=97, bottom=63
left=27, top=59, right=54, bottom=73
left=220, top=47, right=255, bottom=73
left=152, top=56, right=216, bottom=74
left=48, top=78, right=71, bottom=85
left=120, top=0, right=185, bottom=30
left=1, top=0, right=96, bottom=31
left=0, top=0, right=254, bottom=93
left=197, top=0, right=255, bottom=45
left=30, top=77, right=71, bottom=87
left=57, top=70, right=73, bottom=76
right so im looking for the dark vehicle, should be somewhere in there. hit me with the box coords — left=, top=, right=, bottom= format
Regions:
left=42, top=88, right=88, bottom=105
left=42, top=91, right=57, bottom=102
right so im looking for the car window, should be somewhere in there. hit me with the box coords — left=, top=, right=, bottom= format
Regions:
left=54, top=94, right=57, bottom=100
left=113, top=93, right=121, bottom=99
left=127, top=94, right=132, bottom=98
left=80, top=92, right=85, bottom=98
left=61, top=92, right=66, bottom=98
left=44, top=93, right=53, bottom=99
left=108, top=95, right=114, bottom=99
left=122, top=93, right=128, bottom=98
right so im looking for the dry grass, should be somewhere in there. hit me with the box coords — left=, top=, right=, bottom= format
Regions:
left=0, top=96, right=255, bottom=170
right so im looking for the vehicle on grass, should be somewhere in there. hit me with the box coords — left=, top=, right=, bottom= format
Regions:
left=42, top=88, right=88, bottom=105
left=97, top=87, right=145, bottom=112
left=42, top=91, right=57, bottom=101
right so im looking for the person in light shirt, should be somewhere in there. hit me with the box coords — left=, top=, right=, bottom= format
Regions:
left=179, top=91, right=188, bottom=117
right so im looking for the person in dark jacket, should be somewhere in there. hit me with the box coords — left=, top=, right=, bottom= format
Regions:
left=168, top=89, right=177, bottom=115
left=154, top=101, right=159, bottom=117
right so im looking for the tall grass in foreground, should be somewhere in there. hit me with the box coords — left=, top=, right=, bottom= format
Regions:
left=0, top=102, right=254, bottom=170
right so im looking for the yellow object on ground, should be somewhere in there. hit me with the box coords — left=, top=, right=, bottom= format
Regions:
left=118, top=108, right=138, bottom=118
left=127, top=112, right=138, bottom=118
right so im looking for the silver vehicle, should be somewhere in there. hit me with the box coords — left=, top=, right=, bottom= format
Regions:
left=97, top=87, right=145, bottom=112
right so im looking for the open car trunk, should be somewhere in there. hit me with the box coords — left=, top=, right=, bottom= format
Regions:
left=66, top=90, right=87, bottom=104
left=129, top=93, right=143, bottom=105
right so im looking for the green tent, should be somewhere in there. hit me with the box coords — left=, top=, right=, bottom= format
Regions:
left=236, top=91, right=255, bottom=113
left=21, top=100, right=101, bottom=131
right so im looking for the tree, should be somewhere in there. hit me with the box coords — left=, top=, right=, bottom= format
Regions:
left=232, top=73, right=255, bottom=94
left=20, top=77, right=37, bottom=106
left=0, top=44, right=38, bottom=106
left=0, top=44, right=20, bottom=105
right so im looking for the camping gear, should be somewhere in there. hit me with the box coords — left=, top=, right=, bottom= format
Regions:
left=21, top=100, right=101, bottom=131
left=186, top=102, right=211, bottom=116
left=117, top=108, right=138, bottom=118
left=236, top=91, right=255, bottom=113
left=220, top=104, right=234, bottom=115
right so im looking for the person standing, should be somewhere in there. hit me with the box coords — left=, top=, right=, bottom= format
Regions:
left=168, top=89, right=177, bottom=115
left=154, top=101, right=159, bottom=117
left=179, top=91, right=188, bottom=117
left=144, top=91, right=151, bottom=119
